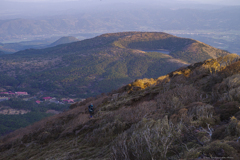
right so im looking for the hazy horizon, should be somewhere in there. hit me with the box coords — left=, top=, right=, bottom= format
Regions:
left=1, top=0, right=240, bottom=19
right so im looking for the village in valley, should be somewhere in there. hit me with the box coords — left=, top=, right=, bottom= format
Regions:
left=0, top=91, right=77, bottom=104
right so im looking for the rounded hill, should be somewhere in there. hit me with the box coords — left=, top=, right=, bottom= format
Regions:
left=0, top=32, right=230, bottom=99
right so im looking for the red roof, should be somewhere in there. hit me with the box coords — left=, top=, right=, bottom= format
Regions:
left=43, top=97, right=52, bottom=100
left=36, top=100, right=41, bottom=104
left=0, top=92, right=9, bottom=94
left=63, top=99, right=74, bottom=103
left=68, top=99, right=74, bottom=103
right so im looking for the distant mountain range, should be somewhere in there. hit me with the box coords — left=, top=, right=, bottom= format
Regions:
left=0, top=36, right=80, bottom=53
left=0, top=6, right=239, bottom=43
left=0, top=32, right=229, bottom=99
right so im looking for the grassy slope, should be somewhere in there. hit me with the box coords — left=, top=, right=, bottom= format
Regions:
left=1, top=54, right=240, bottom=159
left=0, top=32, right=229, bottom=99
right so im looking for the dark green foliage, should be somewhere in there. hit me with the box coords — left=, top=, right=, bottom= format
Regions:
left=0, top=75, right=19, bottom=87
left=0, top=98, right=69, bottom=136
left=218, top=102, right=240, bottom=121
left=212, top=125, right=227, bottom=140
left=0, top=112, right=52, bottom=136
left=202, top=141, right=237, bottom=158
left=0, top=98, right=69, bottom=112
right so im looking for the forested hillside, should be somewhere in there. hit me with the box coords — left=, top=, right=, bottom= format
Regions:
left=0, top=32, right=229, bottom=99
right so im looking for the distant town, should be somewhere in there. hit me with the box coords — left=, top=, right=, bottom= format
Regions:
left=0, top=91, right=79, bottom=104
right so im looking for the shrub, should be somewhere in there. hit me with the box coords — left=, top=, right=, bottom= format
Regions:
left=184, top=149, right=201, bottom=159
left=202, top=141, right=237, bottom=158
left=186, top=102, right=214, bottom=121
left=156, top=85, right=203, bottom=116
left=218, top=102, right=240, bottom=121
left=226, top=116, right=240, bottom=137
left=111, top=116, right=182, bottom=160
left=212, top=125, right=227, bottom=140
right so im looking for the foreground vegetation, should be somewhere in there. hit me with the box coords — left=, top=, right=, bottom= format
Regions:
left=1, top=54, right=240, bottom=159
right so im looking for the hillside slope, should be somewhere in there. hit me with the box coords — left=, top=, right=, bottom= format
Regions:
left=1, top=54, right=240, bottom=159
left=0, top=32, right=229, bottom=99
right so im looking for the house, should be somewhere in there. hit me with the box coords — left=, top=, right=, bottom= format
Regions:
left=0, top=92, right=9, bottom=95
left=62, top=99, right=74, bottom=103
left=49, top=98, right=60, bottom=104
left=42, top=97, right=53, bottom=101
left=36, top=100, right=41, bottom=104
left=62, top=99, right=68, bottom=103
left=8, top=92, right=15, bottom=96
left=15, top=92, right=28, bottom=96
left=68, top=99, right=74, bottom=103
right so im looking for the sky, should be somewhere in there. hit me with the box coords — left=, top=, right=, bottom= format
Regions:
left=2, top=0, right=240, bottom=5
left=1, top=0, right=240, bottom=19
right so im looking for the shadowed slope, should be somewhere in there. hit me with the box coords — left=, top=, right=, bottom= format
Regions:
left=49, top=36, right=80, bottom=47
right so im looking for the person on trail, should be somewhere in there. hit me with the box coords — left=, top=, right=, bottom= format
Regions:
left=88, top=103, right=94, bottom=118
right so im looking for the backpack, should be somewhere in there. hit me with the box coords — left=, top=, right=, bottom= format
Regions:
left=88, top=105, right=93, bottom=112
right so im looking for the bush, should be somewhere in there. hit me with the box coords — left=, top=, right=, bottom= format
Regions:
left=186, top=102, right=214, bottom=121
left=226, top=116, right=240, bottom=137
left=111, top=116, right=182, bottom=160
left=202, top=141, right=237, bottom=158
left=218, top=102, right=240, bottom=121
left=155, top=85, right=203, bottom=116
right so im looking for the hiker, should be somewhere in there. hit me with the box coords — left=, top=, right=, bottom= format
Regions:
left=88, top=103, right=94, bottom=118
